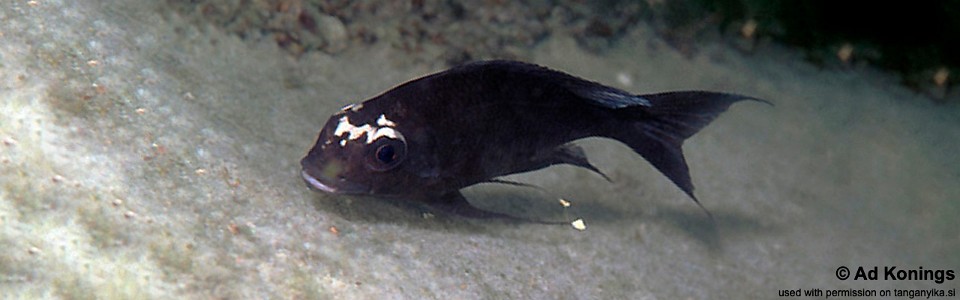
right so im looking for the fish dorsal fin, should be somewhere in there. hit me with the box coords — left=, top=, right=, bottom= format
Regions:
left=562, top=79, right=651, bottom=108
left=467, top=60, right=652, bottom=109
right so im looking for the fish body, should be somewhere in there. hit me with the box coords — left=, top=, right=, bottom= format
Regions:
left=300, top=60, right=762, bottom=219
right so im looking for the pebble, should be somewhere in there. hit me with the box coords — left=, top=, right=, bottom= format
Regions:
left=318, top=14, right=348, bottom=54
left=616, top=72, right=632, bottom=86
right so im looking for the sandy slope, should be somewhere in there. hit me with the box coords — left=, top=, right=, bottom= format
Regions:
left=1, top=1, right=957, bottom=299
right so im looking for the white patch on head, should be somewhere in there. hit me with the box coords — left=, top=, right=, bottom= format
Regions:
left=334, top=116, right=375, bottom=141
left=376, top=114, right=397, bottom=127
left=332, top=115, right=404, bottom=147
left=367, top=127, right=401, bottom=143
left=337, top=103, right=364, bottom=114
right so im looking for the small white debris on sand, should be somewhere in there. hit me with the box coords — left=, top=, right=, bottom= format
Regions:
left=558, top=198, right=571, bottom=207
left=741, top=19, right=758, bottom=39
left=571, top=218, right=586, bottom=231
left=616, top=72, right=632, bottom=86
left=933, top=67, right=949, bottom=87
left=837, top=43, right=854, bottom=63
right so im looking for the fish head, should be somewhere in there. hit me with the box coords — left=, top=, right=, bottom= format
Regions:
left=300, top=105, right=424, bottom=196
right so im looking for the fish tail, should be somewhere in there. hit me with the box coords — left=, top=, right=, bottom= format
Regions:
left=605, top=91, right=767, bottom=214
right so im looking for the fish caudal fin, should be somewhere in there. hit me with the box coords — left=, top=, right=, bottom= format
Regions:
left=606, top=91, right=767, bottom=215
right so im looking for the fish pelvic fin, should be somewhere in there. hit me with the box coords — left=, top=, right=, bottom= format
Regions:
left=522, top=144, right=612, bottom=182
left=605, top=91, right=767, bottom=215
left=551, top=144, right=612, bottom=182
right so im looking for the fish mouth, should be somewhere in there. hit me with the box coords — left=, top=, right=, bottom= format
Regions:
left=301, top=170, right=339, bottom=193
left=300, top=169, right=369, bottom=194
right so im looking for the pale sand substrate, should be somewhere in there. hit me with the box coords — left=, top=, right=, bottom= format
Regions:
left=1, top=1, right=957, bottom=299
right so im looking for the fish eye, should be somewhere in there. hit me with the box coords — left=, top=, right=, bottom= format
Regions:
left=366, top=138, right=406, bottom=171
left=376, top=144, right=396, bottom=164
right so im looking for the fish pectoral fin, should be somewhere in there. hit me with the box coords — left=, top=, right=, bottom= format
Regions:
left=483, top=178, right=543, bottom=190
left=549, top=144, right=612, bottom=182
left=426, top=191, right=560, bottom=224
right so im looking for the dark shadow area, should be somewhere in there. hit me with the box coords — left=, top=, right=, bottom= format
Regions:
left=673, top=0, right=958, bottom=91
left=304, top=191, right=513, bottom=234
left=305, top=179, right=781, bottom=252
left=648, top=205, right=782, bottom=253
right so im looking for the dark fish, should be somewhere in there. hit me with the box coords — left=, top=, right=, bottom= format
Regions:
left=300, top=60, right=765, bottom=220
